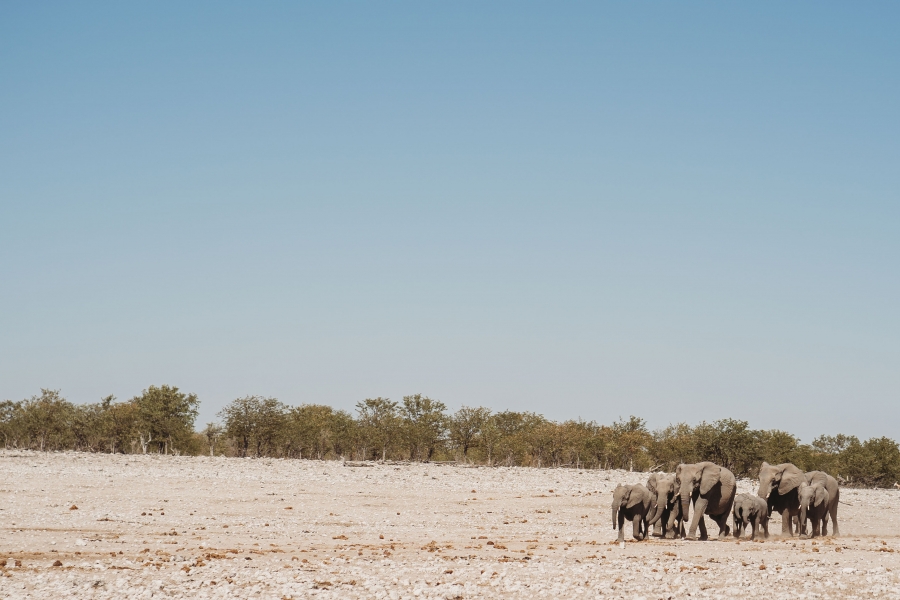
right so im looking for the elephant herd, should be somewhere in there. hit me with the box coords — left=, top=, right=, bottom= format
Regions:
left=611, top=461, right=840, bottom=542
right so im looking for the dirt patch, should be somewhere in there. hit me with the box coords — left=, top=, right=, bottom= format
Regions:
left=0, top=451, right=898, bottom=598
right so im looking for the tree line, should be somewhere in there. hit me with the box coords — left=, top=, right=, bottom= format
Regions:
left=2, top=387, right=898, bottom=487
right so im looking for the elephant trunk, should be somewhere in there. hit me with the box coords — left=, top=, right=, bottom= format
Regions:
left=647, top=491, right=667, bottom=526
left=680, top=493, right=692, bottom=529
left=757, top=478, right=772, bottom=499
left=611, top=506, right=618, bottom=530
left=798, top=503, right=807, bottom=535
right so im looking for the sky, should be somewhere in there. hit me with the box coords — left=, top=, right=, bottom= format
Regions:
left=1, top=2, right=898, bottom=441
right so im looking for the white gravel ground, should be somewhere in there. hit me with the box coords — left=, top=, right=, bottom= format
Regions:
left=1, top=451, right=898, bottom=599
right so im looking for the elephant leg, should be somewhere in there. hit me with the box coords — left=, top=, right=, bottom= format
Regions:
left=719, top=514, right=731, bottom=538
left=632, top=514, right=644, bottom=541
left=665, top=510, right=681, bottom=539
left=780, top=508, right=794, bottom=537
left=617, top=511, right=626, bottom=542
left=709, top=512, right=728, bottom=539
left=749, top=516, right=757, bottom=541
left=829, top=503, right=839, bottom=537
left=687, top=497, right=708, bottom=540
left=666, top=509, right=681, bottom=539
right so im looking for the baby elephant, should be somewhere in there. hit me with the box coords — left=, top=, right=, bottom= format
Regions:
left=732, top=493, right=769, bottom=541
left=798, top=481, right=830, bottom=538
left=612, top=483, right=652, bottom=542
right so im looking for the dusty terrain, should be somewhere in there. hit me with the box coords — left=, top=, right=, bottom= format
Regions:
left=0, top=451, right=898, bottom=599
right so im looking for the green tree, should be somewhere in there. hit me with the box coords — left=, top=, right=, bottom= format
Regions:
left=557, top=420, right=594, bottom=469
left=0, top=400, right=21, bottom=448
left=692, top=419, right=758, bottom=476
left=103, top=398, right=141, bottom=454
left=491, top=411, right=531, bottom=466
left=840, top=437, right=900, bottom=487
left=287, top=404, right=342, bottom=460
left=650, top=423, right=698, bottom=470
left=812, top=434, right=855, bottom=455
left=807, top=433, right=853, bottom=474
left=862, top=437, right=900, bottom=487
left=400, top=394, right=447, bottom=461
left=70, top=402, right=105, bottom=452
left=201, top=422, right=224, bottom=456
left=756, top=429, right=805, bottom=472
left=326, top=409, right=358, bottom=459
left=611, top=416, right=651, bottom=471
left=19, top=389, right=75, bottom=451
left=448, top=406, right=491, bottom=460
left=132, top=385, right=199, bottom=455
left=584, top=423, right=616, bottom=470
left=355, top=397, right=400, bottom=462
left=219, top=396, right=286, bottom=457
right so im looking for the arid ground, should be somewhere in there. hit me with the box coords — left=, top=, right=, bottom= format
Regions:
left=1, top=451, right=898, bottom=599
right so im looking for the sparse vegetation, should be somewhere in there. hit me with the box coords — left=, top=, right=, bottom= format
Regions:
left=1, top=388, right=897, bottom=486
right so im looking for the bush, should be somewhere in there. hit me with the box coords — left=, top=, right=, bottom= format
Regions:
left=3, top=388, right=898, bottom=487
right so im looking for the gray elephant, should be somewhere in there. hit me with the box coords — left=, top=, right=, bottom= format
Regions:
left=757, top=462, right=805, bottom=536
left=646, top=473, right=685, bottom=539
left=758, top=463, right=841, bottom=537
left=646, top=473, right=664, bottom=536
left=798, top=481, right=830, bottom=538
left=676, top=461, right=736, bottom=540
left=611, top=483, right=652, bottom=542
left=804, top=470, right=840, bottom=536
left=732, top=493, right=769, bottom=541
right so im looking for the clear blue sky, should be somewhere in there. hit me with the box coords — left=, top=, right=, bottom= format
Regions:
left=2, top=2, right=898, bottom=441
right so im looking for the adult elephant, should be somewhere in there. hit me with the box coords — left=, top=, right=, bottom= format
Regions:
left=646, top=473, right=666, bottom=536
left=804, top=470, right=840, bottom=536
left=646, top=473, right=684, bottom=539
left=676, top=462, right=736, bottom=540
left=757, top=462, right=806, bottom=537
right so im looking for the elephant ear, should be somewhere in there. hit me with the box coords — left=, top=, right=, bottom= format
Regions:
left=777, top=465, right=805, bottom=495
left=625, top=486, right=643, bottom=509
left=647, top=474, right=658, bottom=495
left=699, top=464, right=721, bottom=495
left=814, top=485, right=828, bottom=507
left=806, top=471, right=827, bottom=487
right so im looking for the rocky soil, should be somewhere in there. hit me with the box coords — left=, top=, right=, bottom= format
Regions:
left=0, top=451, right=898, bottom=599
